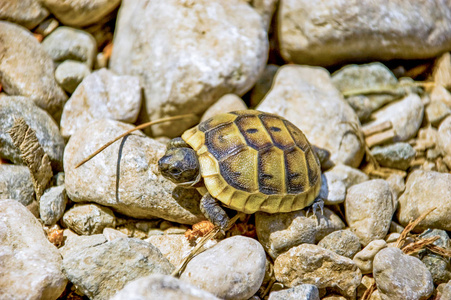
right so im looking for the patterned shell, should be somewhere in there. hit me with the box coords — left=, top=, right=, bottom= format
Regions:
left=181, top=110, right=321, bottom=214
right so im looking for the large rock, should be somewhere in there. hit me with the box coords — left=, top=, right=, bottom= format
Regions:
left=0, top=165, right=35, bottom=207
left=0, top=200, right=67, bottom=300
left=257, top=65, right=364, bottom=167
left=64, top=119, right=204, bottom=224
left=278, top=0, right=451, bottom=66
left=0, top=0, right=49, bottom=29
left=110, top=0, right=268, bottom=137
left=0, top=21, right=68, bottom=120
left=62, top=203, right=116, bottom=235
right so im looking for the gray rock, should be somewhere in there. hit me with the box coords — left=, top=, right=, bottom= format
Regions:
left=257, top=65, right=364, bottom=167
left=438, top=115, right=451, bottom=157
left=274, top=244, right=361, bottom=299
left=0, top=21, right=68, bottom=120
left=60, top=68, right=141, bottom=138
left=41, top=0, right=121, bottom=27
left=0, top=96, right=65, bottom=170
left=398, top=170, right=451, bottom=232
left=314, top=208, right=346, bottom=243
left=353, top=239, right=387, bottom=275
left=371, top=142, right=416, bottom=170
left=102, top=227, right=128, bottom=242
left=0, top=199, right=67, bottom=300
left=40, top=185, right=67, bottom=225
left=325, top=163, right=369, bottom=188
left=268, top=284, right=320, bottom=300
left=64, top=119, right=204, bottom=224
left=278, top=0, right=451, bottom=66
left=426, top=100, right=451, bottom=127
left=442, top=281, right=451, bottom=299
left=42, top=26, right=97, bottom=68
left=419, top=229, right=451, bottom=285
left=180, top=236, right=266, bottom=300
left=373, top=247, right=434, bottom=300
left=318, top=230, right=361, bottom=259
left=200, top=94, right=247, bottom=122
left=62, top=203, right=116, bottom=235
left=385, top=173, right=405, bottom=203
left=59, top=231, right=107, bottom=258
left=345, top=179, right=394, bottom=246
left=0, top=0, right=49, bottom=29
left=250, top=64, right=279, bottom=107
left=110, top=0, right=268, bottom=137
left=0, top=165, right=34, bottom=207
left=319, top=172, right=347, bottom=205
left=430, top=85, right=451, bottom=109
left=55, top=60, right=91, bottom=93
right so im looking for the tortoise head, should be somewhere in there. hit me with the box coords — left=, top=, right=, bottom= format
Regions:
left=158, top=147, right=201, bottom=186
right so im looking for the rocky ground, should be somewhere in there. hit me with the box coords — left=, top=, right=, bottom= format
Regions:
left=1, top=0, right=451, bottom=299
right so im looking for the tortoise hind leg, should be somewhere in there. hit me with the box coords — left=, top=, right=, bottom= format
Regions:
left=200, top=192, right=230, bottom=230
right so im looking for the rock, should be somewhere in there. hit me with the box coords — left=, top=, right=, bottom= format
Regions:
left=0, top=200, right=67, bottom=299
left=0, top=96, right=65, bottom=170
left=41, top=0, right=121, bottom=27
left=371, top=142, right=416, bottom=170
left=34, top=18, right=59, bottom=37
left=398, top=170, right=451, bottom=232
left=433, top=52, right=451, bottom=90
left=59, top=231, right=107, bottom=258
left=200, top=94, right=247, bottom=122
left=40, top=185, right=67, bottom=225
left=373, top=247, right=434, bottom=300
left=442, top=281, right=451, bottom=300
left=318, top=230, right=361, bottom=259
left=314, top=208, right=346, bottom=243
left=0, top=21, right=68, bottom=120
left=385, top=173, right=405, bottom=203
left=438, top=115, right=451, bottom=157
left=278, top=1, right=451, bottom=66
left=430, top=85, right=451, bottom=109
left=146, top=234, right=197, bottom=267
left=319, top=172, right=347, bottom=205
left=345, top=179, right=394, bottom=246
left=180, top=236, right=266, bottom=300
left=55, top=60, right=91, bottom=94
left=353, top=240, right=387, bottom=275
left=426, top=101, right=451, bottom=127
left=62, top=203, right=115, bottom=235
left=248, top=0, right=277, bottom=30
left=419, top=229, right=451, bottom=285
left=274, top=244, right=361, bottom=299
left=365, top=94, right=424, bottom=143
left=268, top=284, right=320, bottom=300
left=110, top=0, right=268, bottom=137
left=60, top=68, right=141, bottom=138
left=0, top=165, right=35, bottom=207
left=42, top=26, right=97, bottom=68
left=64, top=119, right=204, bottom=224
left=257, top=65, right=364, bottom=167
left=249, top=64, right=279, bottom=107
left=0, top=0, right=49, bottom=29
left=63, top=237, right=174, bottom=300
left=325, top=163, right=369, bottom=188
left=103, top=227, right=128, bottom=241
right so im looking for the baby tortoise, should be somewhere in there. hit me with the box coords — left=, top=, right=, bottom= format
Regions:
left=158, top=110, right=324, bottom=230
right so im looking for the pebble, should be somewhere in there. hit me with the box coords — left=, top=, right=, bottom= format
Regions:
left=278, top=1, right=451, bottom=66
left=200, top=94, right=247, bottom=122
left=62, top=203, right=115, bottom=235
left=40, top=185, right=67, bottom=225
left=60, top=68, right=141, bottom=138
left=373, top=247, right=434, bottom=300
left=111, top=274, right=220, bottom=300
left=250, top=64, right=279, bottom=107
left=102, top=227, right=128, bottom=241
left=441, top=281, right=451, bottom=299
left=325, top=163, right=369, bottom=188
left=0, top=96, right=65, bottom=170
left=63, top=237, right=174, bottom=299
left=59, top=231, right=106, bottom=258
left=274, top=244, right=361, bottom=299
left=315, top=208, right=346, bottom=243
left=430, top=85, right=451, bottom=108
left=319, top=172, right=347, bottom=205
left=433, top=53, right=451, bottom=90
left=41, top=0, right=121, bottom=27
left=268, top=284, right=320, bottom=300
left=371, top=142, right=416, bottom=170
left=0, top=0, right=49, bottom=29
left=0, top=21, right=68, bottom=120
left=385, top=173, right=405, bottom=203
left=110, top=0, right=268, bottom=137
left=426, top=100, right=451, bottom=127
left=146, top=234, right=197, bottom=267
left=419, top=229, right=451, bottom=285
left=318, top=230, right=361, bottom=259
left=0, top=200, right=67, bottom=299
left=353, top=239, right=387, bottom=274
left=345, top=179, right=394, bottom=246
left=34, top=18, right=59, bottom=37
left=55, top=60, right=91, bottom=93
left=398, top=170, right=451, bottom=232
left=180, top=236, right=266, bottom=300
left=438, top=115, right=451, bottom=157
left=257, top=65, right=364, bottom=167
left=0, top=165, right=35, bottom=208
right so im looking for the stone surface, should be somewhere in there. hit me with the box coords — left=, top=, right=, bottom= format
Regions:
left=274, top=244, right=361, bottom=299
left=442, top=281, right=451, bottom=300
left=180, top=236, right=266, bottom=300
left=0, top=96, right=65, bottom=170
left=314, top=208, right=346, bottom=243
left=0, top=165, right=35, bottom=207
left=55, top=60, right=91, bottom=94
left=433, top=52, right=451, bottom=90
left=0, top=199, right=67, bottom=299
left=0, top=0, right=49, bottom=29
left=41, top=0, right=121, bottom=27
left=325, top=163, right=369, bottom=188
left=371, top=143, right=416, bottom=170
left=111, top=274, right=221, bottom=300
left=103, top=227, right=128, bottom=241
left=398, top=170, right=451, bottom=232
left=110, top=0, right=268, bottom=137
left=426, top=100, right=451, bottom=127
left=64, top=119, right=204, bottom=224
left=146, top=234, right=196, bottom=267
left=268, top=284, right=320, bottom=300
left=200, top=94, right=247, bottom=122
left=345, top=179, right=394, bottom=246
left=353, top=239, right=387, bottom=275
left=40, top=185, right=67, bottom=225
left=430, top=84, right=451, bottom=109
left=438, top=115, right=451, bottom=157
left=257, top=65, right=364, bottom=167
left=62, top=203, right=116, bottom=235
left=63, top=237, right=174, bottom=300
left=278, top=0, right=451, bottom=66
left=373, top=247, right=434, bottom=300
left=319, top=172, right=347, bottom=205
left=60, top=68, right=141, bottom=138
left=249, top=64, right=279, bottom=107
left=419, top=229, right=451, bottom=285
left=0, top=21, right=68, bottom=120
left=59, top=231, right=106, bottom=258
left=318, top=230, right=361, bottom=259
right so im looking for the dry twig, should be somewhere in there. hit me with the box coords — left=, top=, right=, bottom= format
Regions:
left=402, top=236, right=440, bottom=255
left=395, top=207, right=437, bottom=248
left=362, top=282, right=377, bottom=300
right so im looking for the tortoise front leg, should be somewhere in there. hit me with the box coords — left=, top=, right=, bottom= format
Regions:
left=200, top=192, right=230, bottom=230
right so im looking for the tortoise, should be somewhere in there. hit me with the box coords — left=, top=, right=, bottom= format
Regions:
left=158, top=110, right=323, bottom=229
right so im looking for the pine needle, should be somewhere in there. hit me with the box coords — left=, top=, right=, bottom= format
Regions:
left=402, top=236, right=440, bottom=255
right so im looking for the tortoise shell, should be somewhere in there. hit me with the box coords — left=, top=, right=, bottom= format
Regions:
left=181, top=110, right=321, bottom=214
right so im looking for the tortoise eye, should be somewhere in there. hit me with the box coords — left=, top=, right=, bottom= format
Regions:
left=169, top=167, right=179, bottom=174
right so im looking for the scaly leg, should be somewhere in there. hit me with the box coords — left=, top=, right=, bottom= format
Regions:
left=200, top=192, right=230, bottom=230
